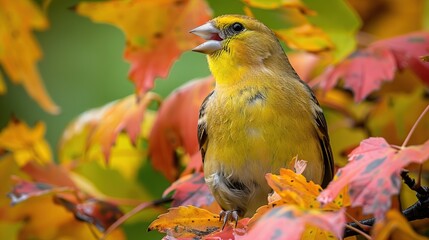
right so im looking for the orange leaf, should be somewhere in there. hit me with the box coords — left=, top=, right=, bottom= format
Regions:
left=266, top=168, right=348, bottom=210
left=76, top=0, right=211, bottom=95
left=318, top=137, right=429, bottom=219
left=246, top=205, right=345, bottom=240
left=148, top=206, right=222, bottom=238
left=0, top=0, right=59, bottom=113
left=149, top=76, right=214, bottom=181
left=372, top=210, right=428, bottom=240
left=59, top=93, right=160, bottom=163
left=0, top=118, right=52, bottom=166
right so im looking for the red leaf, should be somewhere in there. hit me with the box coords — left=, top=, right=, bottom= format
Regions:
left=54, top=195, right=124, bottom=232
left=76, top=0, right=211, bottom=95
left=245, top=206, right=345, bottom=240
left=204, top=218, right=249, bottom=240
left=149, top=76, right=214, bottom=181
left=318, top=137, right=429, bottom=219
left=8, top=178, right=53, bottom=205
left=315, top=32, right=429, bottom=101
left=163, top=172, right=216, bottom=208
left=372, top=32, right=429, bottom=86
left=315, top=47, right=396, bottom=102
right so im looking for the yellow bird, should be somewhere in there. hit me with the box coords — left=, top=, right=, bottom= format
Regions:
left=190, top=15, right=333, bottom=226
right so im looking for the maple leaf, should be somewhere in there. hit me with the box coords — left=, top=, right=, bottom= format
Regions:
left=163, top=173, right=218, bottom=211
left=315, top=47, right=396, bottom=102
left=149, top=76, right=214, bottom=181
left=148, top=206, right=222, bottom=238
left=245, top=205, right=345, bottom=240
left=318, top=137, right=429, bottom=219
left=314, top=32, right=429, bottom=102
left=76, top=0, right=211, bottom=95
left=372, top=210, right=429, bottom=240
left=0, top=118, right=52, bottom=166
left=265, top=168, right=349, bottom=211
left=59, top=93, right=160, bottom=164
left=0, top=0, right=59, bottom=113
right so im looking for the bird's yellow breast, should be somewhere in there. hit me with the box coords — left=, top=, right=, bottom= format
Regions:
left=204, top=78, right=323, bottom=185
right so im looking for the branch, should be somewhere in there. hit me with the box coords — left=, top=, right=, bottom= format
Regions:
left=343, top=172, right=429, bottom=238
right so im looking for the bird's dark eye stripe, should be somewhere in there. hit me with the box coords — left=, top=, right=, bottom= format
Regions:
left=231, top=22, right=244, bottom=32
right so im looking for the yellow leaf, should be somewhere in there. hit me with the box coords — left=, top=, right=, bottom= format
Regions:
left=302, top=225, right=338, bottom=240
left=276, top=24, right=334, bottom=52
left=1, top=194, right=124, bottom=240
left=266, top=168, right=349, bottom=210
left=243, top=0, right=315, bottom=15
left=0, top=119, right=52, bottom=166
left=372, top=210, right=428, bottom=240
left=59, top=94, right=158, bottom=180
left=148, top=206, right=222, bottom=238
left=0, top=0, right=59, bottom=114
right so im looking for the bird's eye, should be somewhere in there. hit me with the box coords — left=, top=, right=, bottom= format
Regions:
left=231, top=22, right=244, bottom=32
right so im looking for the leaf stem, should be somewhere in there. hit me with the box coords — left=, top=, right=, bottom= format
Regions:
left=401, top=104, right=429, bottom=148
left=100, top=197, right=173, bottom=240
left=345, top=224, right=372, bottom=240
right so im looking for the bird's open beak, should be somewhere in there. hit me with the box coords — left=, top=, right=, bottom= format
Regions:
left=190, top=22, right=223, bottom=54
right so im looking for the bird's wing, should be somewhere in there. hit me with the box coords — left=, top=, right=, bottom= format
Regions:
left=198, top=91, right=214, bottom=163
left=309, top=91, right=334, bottom=188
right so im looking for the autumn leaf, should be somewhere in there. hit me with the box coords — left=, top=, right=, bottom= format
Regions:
left=204, top=218, right=249, bottom=240
left=148, top=206, right=222, bottom=238
left=314, top=47, right=396, bottom=102
left=163, top=173, right=218, bottom=211
left=245, top=205, right=345, bottom=240
left=59, top=93, right=160, bottom=165
left=0, top=0, right=59, bottom=114
left=244, top=0, right=360, bottom=63
left=276, top=24, right=334, bottom=52
left=7, top=177, right=71, bottom=205
left=54, top=195, right=124, bottom=233
left=0, top=118, right=52, bottom=166
left=314, top=32, right=429, bottom=102
left=76, top=0, right=211, bottom=95
left=243, top=0, right=315, bottom=15
left=149, top=76, right=214, bottom=181
left=372, top=210, right=428, bottom=240
left=266, top=168, right=349, bottom=211
left=372, top=32, right=429, bottom=86
left=318, top=137, right=429, bottom=219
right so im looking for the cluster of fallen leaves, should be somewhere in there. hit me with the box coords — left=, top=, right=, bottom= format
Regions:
left=1, top=0, right=429, bottom=240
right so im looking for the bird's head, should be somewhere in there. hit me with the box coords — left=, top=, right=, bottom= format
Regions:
left=190, top=15, right=285, bottom=72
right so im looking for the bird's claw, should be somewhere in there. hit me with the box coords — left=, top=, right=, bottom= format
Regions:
left=219, top=210, right=239, bottom=230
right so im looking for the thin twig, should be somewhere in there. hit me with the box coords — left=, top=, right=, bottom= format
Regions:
left=401, top=104, right=429, bottom=148
left=345, top=224, right=372, bottom=240
left=100, top=197, right=173, bottom=240
left=345, top=212, right=371, bottom=231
